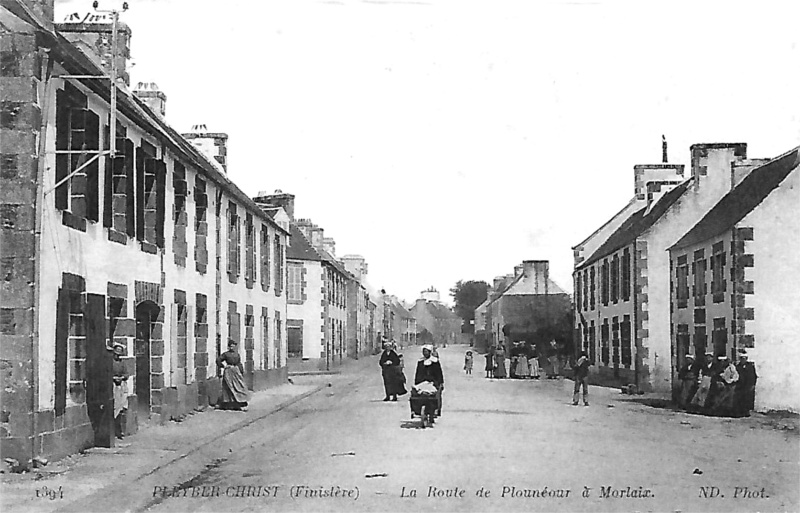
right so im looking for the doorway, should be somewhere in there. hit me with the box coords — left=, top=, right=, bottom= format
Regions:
left=135, top=301, right=159, bottom=419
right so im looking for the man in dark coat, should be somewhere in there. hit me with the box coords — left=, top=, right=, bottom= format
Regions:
left=572, top=351, right=591, bottom=406
left=379, top=342, right=406, bottom=401
left=735, top=350, right=758, bottom=417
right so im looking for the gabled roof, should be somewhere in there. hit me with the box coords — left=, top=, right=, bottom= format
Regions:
left=287, top=225, right=322, bottom=261
left=503, top=276, right=567, bottom=296
left=671, top=147, right=800, bottom=251
left=1, top=0, right=289, bottom=235
left=487, top=275, right=521, bottom=307
left=571, top=197, right=639, bottom=250
left=579, top=179, right=692, bottom=268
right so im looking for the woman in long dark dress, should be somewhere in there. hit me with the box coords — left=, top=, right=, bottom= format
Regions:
left=217, top=340, right=249, bottom=411
left=380, top=343, right=406, bottom=401
left=414, top=345, right=445, bottom=418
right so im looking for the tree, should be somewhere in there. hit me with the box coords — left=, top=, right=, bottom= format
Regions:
left=449, top=280, right=489, bottom=322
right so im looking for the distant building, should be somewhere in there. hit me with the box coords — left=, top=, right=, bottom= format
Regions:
left=669, top=147, right=800, bottom=412
left=411, top=289, right=461, bottom=347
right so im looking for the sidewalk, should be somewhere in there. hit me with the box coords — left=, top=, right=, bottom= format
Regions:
left=0, top=355, right=378, bottom=513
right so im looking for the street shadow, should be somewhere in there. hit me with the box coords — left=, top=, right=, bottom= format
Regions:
left=399, top=420, right=424, bottom=429
left=617, top=396, right=681, bottom=411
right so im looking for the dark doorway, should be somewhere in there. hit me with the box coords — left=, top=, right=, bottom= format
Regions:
left=135, top=301, right=159, bottom=420
left=85, top=293, right=113, bottom=447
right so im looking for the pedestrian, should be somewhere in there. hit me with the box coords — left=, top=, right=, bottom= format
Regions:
left=216, top=340, right=249, bottom=411
left=464, top=350, right=474, bottom=375
left=677, top=354, right=698, bottom=409
left=514, top=342, right=531, bottom=379
left=529, top=344, right=540, bottom=379
left=493, top=343, right=507, bottom=379
left=734, top=349, right=757, bottom=417
left=572, top=351, right=591, bottom=406
left=111, top=343, right=129, bottom=439
left=484, top=350, right=494, bottom=378
left=548, top=339, right=560, bottom=379
left=414, top=345, right=444, bottom=416
left=690, top=351, right=716, bottom=410
left=709, top=356, right=739, bottom=416
left=379, top=342, right=406, bottom=401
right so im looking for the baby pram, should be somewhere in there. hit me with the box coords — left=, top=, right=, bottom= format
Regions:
left=409, top=382, right=441, bottom=428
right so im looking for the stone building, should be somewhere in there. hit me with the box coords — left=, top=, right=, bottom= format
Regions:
left=410, top=288, right=461, bottom=347
left=341, top=254, right=376, bottom=359
left=574, top=143, right=769, bottom=392
left=0, top=1, right=289, bottom=465
left=669, top=147, right=799, bottom=412
left=254, top=193, right=353, bottom=372
left=487, top=261, right=570, bottom=356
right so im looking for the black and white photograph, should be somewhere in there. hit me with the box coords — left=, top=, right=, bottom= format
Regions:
left=1, top=0, right=798, bottom=511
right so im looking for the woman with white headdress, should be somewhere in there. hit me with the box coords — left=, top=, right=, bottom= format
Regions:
left=414, top=345, right=445, bottom=416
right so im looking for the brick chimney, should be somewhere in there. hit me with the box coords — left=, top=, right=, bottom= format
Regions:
left=133, top=82, right=166, bottom=117
left=321, top=237, right=336, bottom=256
left=633, top=164, right=685, bottom=201
left=523, top=260, right=550, bottom=295
left=182, top=124, right=228, bottom=173
left=514, top=265, right=523, bottom=278
left=253, top=190, right=295, bottom=221
left=56, top=17, right=132, bottom=87
left=690, top=143, right=748, bottom=192
left=341, top=255, right=367, bottom=281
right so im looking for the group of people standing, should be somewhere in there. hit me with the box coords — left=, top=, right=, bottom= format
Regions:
left=482, top=340, right=562, bottom=380
left=677, top=349, right=757, bottom=417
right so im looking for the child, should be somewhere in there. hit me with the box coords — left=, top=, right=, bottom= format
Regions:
left=464, top=350, right=474, bottom=375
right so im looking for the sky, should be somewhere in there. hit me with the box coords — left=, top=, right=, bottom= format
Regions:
left=55, top=0, right=800, bottom=305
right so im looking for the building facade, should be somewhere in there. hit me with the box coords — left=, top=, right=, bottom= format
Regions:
left=669, top=147, right=799, bottom=412
left=575, top=143, right=768, bottom=392
left=1, top=1, right=289, bottom=465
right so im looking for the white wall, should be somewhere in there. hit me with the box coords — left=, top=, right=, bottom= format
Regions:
left=741, top=167, right=800, bottom=412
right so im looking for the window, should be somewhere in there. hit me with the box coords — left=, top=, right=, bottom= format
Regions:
left=55, top=83, right=100, bottom=226
left=676, top=255, right=689, bottom=309
left=711, top=242, right=727, bottom=303
left=622, top=248, right=631, bottom=301
left=67, top=295, right=86, bottom=403
left=590, top=267, right=596, bottom=310
left=195, top=294, right=208, bottom=381
left=134, top=141, right=164, bottom=251
left=274, top=235, right=284, bottom=296
left=261, top=309, right=270, bottom=369
left=244, top=213, right=256, bottom=286
left=582, top=269, right=589, bottom=311
left=175, top=298, right=188, bottom=385
left=288, top=263, right=304, bottom=302
left=601, top=260, right=610, bottom=306
left=712, top=317, right=728, bottom=358
left=601, top=320, right=609, bottom=365
left=576, top=273, right=582, bottom=313
left=227, top=202, right=240, bottom=279
left=621, top=315, right=631, bottom=366
left=692, top=250, right=707, bottom=306
left=676, top=324, right=690, bottom=373
left=173, top=161, right=188, bottom=265
left=194, top=177, right=208, bottom=273
left=260, top=224, right=271, bottom=292
left=589, top=321, right=596, bottom=363
left=611, top=254, right=619, bottom=303
left=611, top=316, right=620, bottom=364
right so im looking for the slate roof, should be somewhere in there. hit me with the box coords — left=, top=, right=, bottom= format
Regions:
left=1, top=1, right=289, bottom=235
left=503, top=276, right=568, bottom=296
left=579, top=180, right=692, bottom=269
left=287, top=225, right=322, bottom=261
left=671, top=147, right=800, bottom=251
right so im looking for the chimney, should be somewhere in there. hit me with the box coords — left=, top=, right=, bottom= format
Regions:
left=56, top=17, right=132, bottom=87
left=492, top=276, right=505, bottom=293
left=662, top=134, right=668, bottom=163
left=523, top=260, right=550, bottom=295
left=321, top=237, right=336, bottom=256
left=182, top=124, right=229, bottom=173
left=309, top=226, right=324, bottom=248
left=341, top=255, right=367, bottom=281
left=633, top=164, right=685, bottom=201
left=253, top=189, right=295, bottom=221
left=690, top=143, right=748, bottom=186
left=133, top=82, right=166, bottom=117
left=514, top=265, right=523, bottom=278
